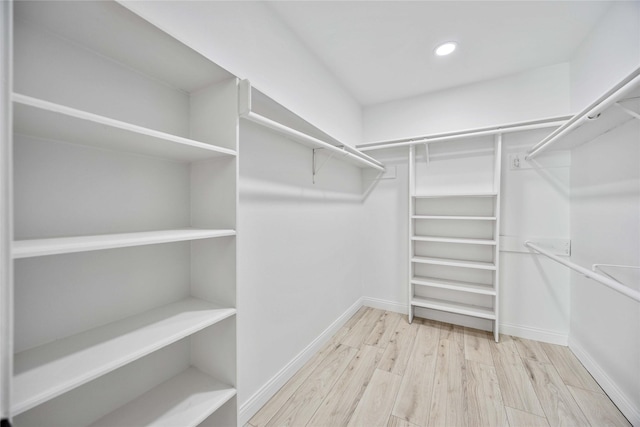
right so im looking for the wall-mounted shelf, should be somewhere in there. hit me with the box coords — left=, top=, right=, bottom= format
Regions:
left=13, top=229, right=236, bottom=259
left=13, top=94, right=237, bottom=162
left=238, top=80, right=384, bottom=174
left=13, top=298, right=236, bottom=415
left=527, top=67, right=640, bottom=159
left=89, top=367, right=236, bottom=427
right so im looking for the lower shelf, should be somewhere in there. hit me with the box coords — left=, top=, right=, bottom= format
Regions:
left=411, top=296, right=496, bottom=320
left=89, top=367, right=236, bottom=427
left=412, top=276, right=496, bottom=296
left=13, top=298, right=236, bottom=415
left=411, top=255, right=496, bottom=270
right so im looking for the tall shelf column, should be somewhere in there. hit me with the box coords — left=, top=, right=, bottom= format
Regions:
left=3, top=1, right=240, bottom=425
left=408, top=135, right=502, bottom=341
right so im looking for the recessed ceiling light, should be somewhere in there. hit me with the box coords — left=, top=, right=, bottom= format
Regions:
left=435, top=42, right=457, bottom=56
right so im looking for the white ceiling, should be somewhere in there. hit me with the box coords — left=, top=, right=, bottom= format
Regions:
left=267, top=1, right=613, bottom=106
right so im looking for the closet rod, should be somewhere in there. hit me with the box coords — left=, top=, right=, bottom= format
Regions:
left=241, top=110, right=385, bottom=171
left=358, top=116, right=569, bottom=151
left=526, top=68, right=640, bottom=160
left=524, top=241, right=640, bottom=303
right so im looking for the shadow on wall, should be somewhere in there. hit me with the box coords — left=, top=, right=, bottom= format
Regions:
left=239, top=120, right=386, bottom=204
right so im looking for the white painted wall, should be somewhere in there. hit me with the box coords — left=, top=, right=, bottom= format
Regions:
left=567, top=2, right=640, bottom=423
left=499, top=130, right=571, bottom=344
left=119, top=0, right=362, bottom=146
left=363, top=62, right=571, bottom=142
left=360, top=149, right=409, bottom=312
left=237, top=121, right=365, bottom=419
left=570, top=1, right=640, bottom=111
left=569, top=120, right=639, bottom=424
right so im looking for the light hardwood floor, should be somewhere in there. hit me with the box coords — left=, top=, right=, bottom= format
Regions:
left=247, top=307, right=631, bottom=427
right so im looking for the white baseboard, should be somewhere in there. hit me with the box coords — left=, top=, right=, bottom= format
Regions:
left=361, top=297, right=407, bottom=314
left=569, top=337, right=640, bottom=426
left=499, top=322, right=568, bottom=345
left=238, top=297, right=365, bottom=426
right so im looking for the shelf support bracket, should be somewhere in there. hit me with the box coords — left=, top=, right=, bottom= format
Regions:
left=614, top=102, right=640, bottom=121
left=424, top=142, right=430, bottom=165
left=312, top=148, right=336, bottom=184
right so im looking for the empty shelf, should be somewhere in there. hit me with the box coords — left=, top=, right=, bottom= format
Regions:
left=13, top=94, right=237, bottom=162
left=413, top=193, right=497, bottom=198
left=412, top=256, right=496, bottom=270
left=527, top=68, right=640, bottom=159
left=411, top=215, right=496, bottom=221
left=412, top=276, right=496, bottom=295
left=13, top=228, right=236, bottom=258
left=411, top=296, right=495, bottom=320
left=12, top=298, right=236, bottom=415
left=412, top=215, right=497, bottom=221
left=89, top=367, right=236, bottom=427
left=412, top=236, right=497, bottom=245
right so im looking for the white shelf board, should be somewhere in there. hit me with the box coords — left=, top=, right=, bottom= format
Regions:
left=411, top=296, right=495, bottom=320
left=412, top=256, right=496, bottom=271
left=546, top=97, right=640, bottom=151
left=13, top=228, right=236, bottom=259
left=412, top=276, right=496, bottom=296
left=527, top=69, right=640, bottom=157
left=13, top=94, right=237, bottom=162
left=12, top=298, right=236, bottom=415
left=242, top=111, right=384, bottom=171
left=412, top=215, right=497, bottom=221
left=413, top=192, right=497, bottom=199
left=412, top=236, right=497, bottom=245
left=90, top=367, right=236, bottom=427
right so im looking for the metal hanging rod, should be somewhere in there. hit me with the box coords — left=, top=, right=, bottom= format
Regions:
left=526, top=68, right=640, bottom=160
left=358, top=116, right=570, bottom=152
left=524, top=241, right=640, bottom=303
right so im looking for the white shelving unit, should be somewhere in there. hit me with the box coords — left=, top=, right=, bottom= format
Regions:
left=409, top=136, right=502, bottom=342
left=3, top=1, right=239, bottom=426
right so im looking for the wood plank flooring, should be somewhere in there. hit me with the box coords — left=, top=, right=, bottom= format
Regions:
left=248, top=307, right=630, bottom=427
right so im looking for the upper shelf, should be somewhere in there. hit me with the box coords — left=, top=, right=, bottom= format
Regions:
left=13, top=94, right=237, bottom=162
left=527, top=67, right=640, bottom=159
left=13, top=228, right=236, bottom=259
left=238, top=80, right=384, bottom=172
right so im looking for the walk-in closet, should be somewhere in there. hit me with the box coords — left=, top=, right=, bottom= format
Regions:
left=1, top=1, right=638, bottom=426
